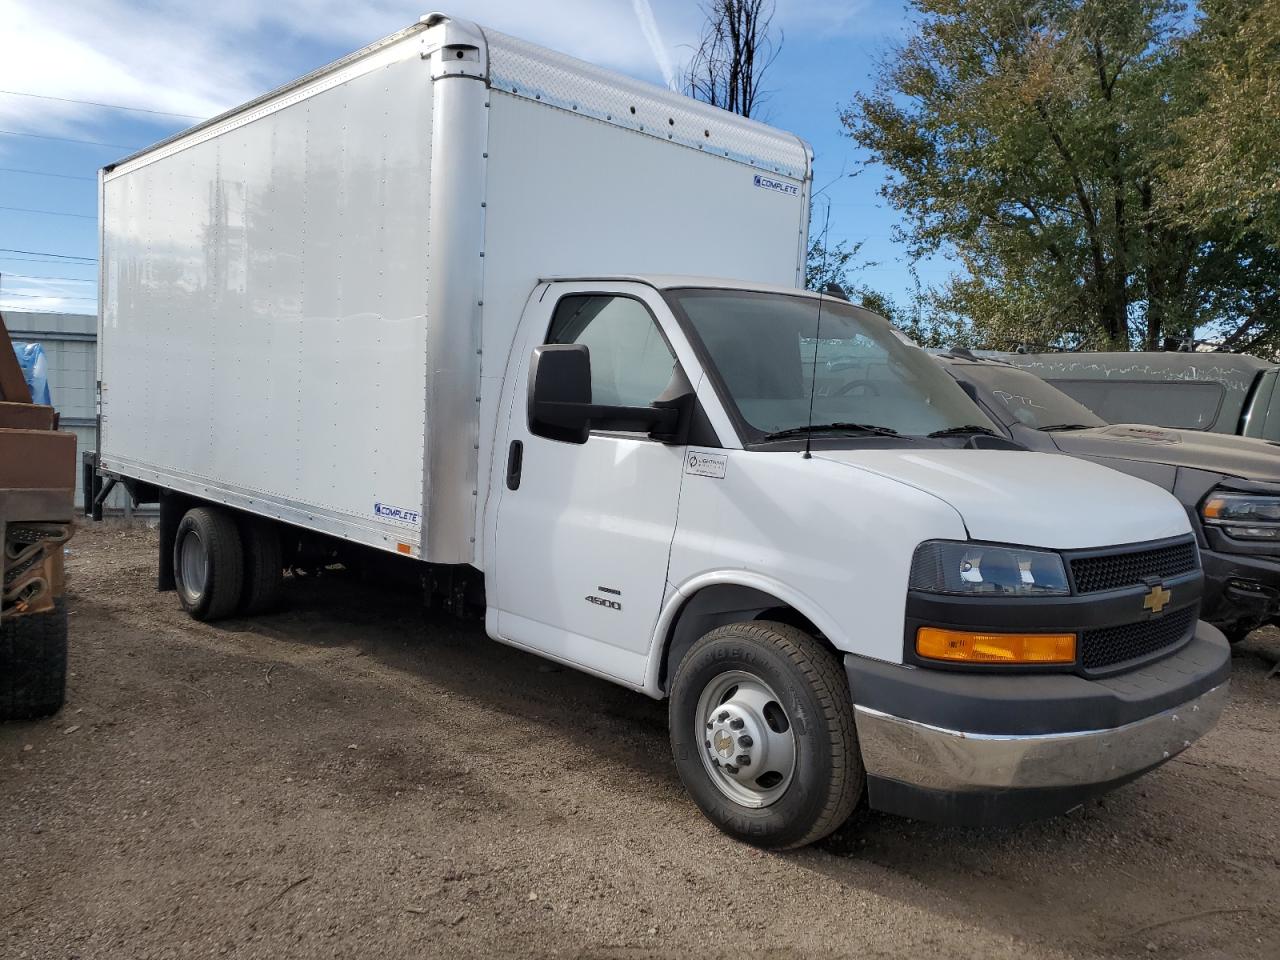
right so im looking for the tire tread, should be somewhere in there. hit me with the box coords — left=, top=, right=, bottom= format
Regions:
left=0, top=600, right=68, bottom=722
left=239, top=519, right=283, bottom=616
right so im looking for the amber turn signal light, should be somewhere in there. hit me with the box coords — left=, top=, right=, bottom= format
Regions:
left=916, top=627, right=1076, bottom=664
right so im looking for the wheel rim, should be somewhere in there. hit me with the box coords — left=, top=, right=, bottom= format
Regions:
left=179, top=530, right=208, bottom=603
left=695, top=670, right=797, bottom=808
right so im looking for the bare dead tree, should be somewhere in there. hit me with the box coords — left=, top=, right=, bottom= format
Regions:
left=682, top=0, right=781, bottom=119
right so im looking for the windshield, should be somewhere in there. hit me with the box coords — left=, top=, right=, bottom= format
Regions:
left=667, top=289, right=994, bottom=440
left=956, top=364, right=1106, bottom=430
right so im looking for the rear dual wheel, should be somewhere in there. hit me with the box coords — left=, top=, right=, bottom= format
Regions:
left=174, top=507, right=282, bottom=621
left=669, top=621, right=863, bottom=849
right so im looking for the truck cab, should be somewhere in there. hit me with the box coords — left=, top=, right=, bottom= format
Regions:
left=484, top=277, right=1230, bottom=843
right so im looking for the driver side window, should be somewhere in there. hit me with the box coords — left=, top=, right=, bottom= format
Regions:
left=548, top=295, right=676, bottom=407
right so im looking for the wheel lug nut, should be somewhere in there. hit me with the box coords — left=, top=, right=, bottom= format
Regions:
left=717, top=711, right=729, bottom=722
left=729, top=718, right=744, bottom=730
left=737, top=735, right=753, bottom=748
left=705, top=739, right=711, bottom=749
left=736, top=755, right=750, bottom=766
left=724, top=764, right=739, bottom=774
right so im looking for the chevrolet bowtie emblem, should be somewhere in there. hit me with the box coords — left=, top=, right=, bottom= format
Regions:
left=1143, top=584, right=1173, bottom=615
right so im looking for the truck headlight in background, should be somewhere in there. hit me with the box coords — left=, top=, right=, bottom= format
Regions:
left=1201, top=492, right=1280, bottom=541
left=909, top=541, right=1070, bottom=596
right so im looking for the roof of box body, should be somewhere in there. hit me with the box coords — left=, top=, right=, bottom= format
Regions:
left=105, top=13, right=812, bottom=183
left=481, top=25, right=811, bottom=180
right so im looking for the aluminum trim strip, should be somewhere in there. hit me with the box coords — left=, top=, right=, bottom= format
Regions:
left=98, top=457, right=422, bottom=558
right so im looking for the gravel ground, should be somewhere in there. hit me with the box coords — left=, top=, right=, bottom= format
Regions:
left=2, top=520, right=1278, bottom=960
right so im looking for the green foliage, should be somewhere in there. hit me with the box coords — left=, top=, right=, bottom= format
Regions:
left=805, top=232, right=902, bottom=317
left=804, top=234, right=862, bottom=293
left=844, top=0, right=1280, bottom=354
left=1163, top=0, right=1280, bottom=357
left=1167, top=0, right=1280, bottom=246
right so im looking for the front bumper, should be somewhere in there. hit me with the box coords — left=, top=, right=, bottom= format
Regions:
left=847, top=621, right=1231, bottom=827
left=1200, top=544, right=1280, bottom=632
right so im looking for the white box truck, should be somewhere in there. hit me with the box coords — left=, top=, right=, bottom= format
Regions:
left=91, top=13, right=1230, bottom=848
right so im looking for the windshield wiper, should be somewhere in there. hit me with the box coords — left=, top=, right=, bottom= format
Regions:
left=1039, top=423, right=1095, bottom=432
left=927, top=424, right=999, bottom=439
left=761, top=422, right=904, bottom=442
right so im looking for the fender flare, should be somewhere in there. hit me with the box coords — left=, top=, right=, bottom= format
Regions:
left=640, top=570, right=848, bottom=698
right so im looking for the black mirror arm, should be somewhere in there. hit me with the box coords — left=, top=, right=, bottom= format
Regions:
left=531, top=400, right=681, bottom=439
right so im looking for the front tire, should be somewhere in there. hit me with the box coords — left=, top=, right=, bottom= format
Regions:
left=0, top=601, right=68, bottom=722
left=173, top=507, right=243, bottom=621
left=669, top=621, right=863, bottom=849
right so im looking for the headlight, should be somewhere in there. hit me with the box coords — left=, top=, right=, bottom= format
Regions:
left=910, top=540, right=1070, bottom=596
left=1201, top=492, right=1280, bottom=541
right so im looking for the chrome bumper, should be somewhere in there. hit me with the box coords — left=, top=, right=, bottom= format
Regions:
left=855, top=681, right=1229, bottom=793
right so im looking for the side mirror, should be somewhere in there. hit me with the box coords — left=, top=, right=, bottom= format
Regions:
left=529, top=344, right=593, bottom=444
left=528, top=343, right=682, bottom=444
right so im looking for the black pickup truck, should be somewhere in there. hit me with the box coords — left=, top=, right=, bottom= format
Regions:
left=938, top=351, right=1280, bottom=642
left=1002, top=350, right=1280, bottom=441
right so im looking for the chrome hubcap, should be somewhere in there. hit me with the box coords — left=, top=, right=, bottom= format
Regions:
left=696, top=670, right=796, bottom=807
left=179, top=531, right=208, bottom=602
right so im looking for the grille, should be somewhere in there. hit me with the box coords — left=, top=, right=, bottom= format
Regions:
left=1080, top=606, right=1197, bottom=670
left=1070, top=540, right=1198, bottom=594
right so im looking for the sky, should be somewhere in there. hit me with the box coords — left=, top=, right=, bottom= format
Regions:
left=0, top=0, right=945, bottom=317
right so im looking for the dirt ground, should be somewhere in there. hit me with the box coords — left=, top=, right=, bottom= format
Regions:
left=2, top=521, right=1278, bottom=960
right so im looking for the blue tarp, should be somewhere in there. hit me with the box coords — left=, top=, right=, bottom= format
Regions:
left=10, top=341, right=52, bottom=405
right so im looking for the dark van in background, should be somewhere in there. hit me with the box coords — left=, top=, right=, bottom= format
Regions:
left=937, top=351, right=1280, bottom=642
left=1001, top=351, right=1280, bottom=441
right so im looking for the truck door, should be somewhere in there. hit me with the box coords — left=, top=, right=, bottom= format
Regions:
left=492, top=283, right=690, bottom=686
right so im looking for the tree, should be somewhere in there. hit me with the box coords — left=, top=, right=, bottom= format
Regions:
left=683, top=0, right=898, bottom=312
left=805, top=234, right=861, bottom=293
left=1165, top=0, right=1280, bottom=247
left=682, top=0, right=781, bottom=119
left=1162, top=0, right=1280, bottom=357
left=844, top=0, right=1277, bottom=352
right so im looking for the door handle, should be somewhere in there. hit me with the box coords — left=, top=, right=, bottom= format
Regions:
left=506, top=440, right=524, bottom=490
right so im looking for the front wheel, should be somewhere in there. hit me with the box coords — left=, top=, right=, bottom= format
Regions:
left=669, top=621, right=863, bottom=849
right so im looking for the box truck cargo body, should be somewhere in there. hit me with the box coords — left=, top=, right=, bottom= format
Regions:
left=98, top=16, right=810, bottom=563
left=94, top=14, right=1230, bottom=849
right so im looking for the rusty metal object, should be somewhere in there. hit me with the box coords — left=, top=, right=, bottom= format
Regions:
left=3, top=522, right=70, bottom=616
left=0, top=309, right=76, bottom=623
left=0, top=430, right=76, bottom=490
left=0, top=401, right=56, bottom=431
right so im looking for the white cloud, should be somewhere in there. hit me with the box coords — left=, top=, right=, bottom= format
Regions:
left=1, top=294, right=80, bottom=313
left=0, top=0, right=699, bottom=137
left=631, top=0, right=678, bottom=89
left=0, top=275, right=95, bottom=314
left=773, top=0, right=884, bottom=37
